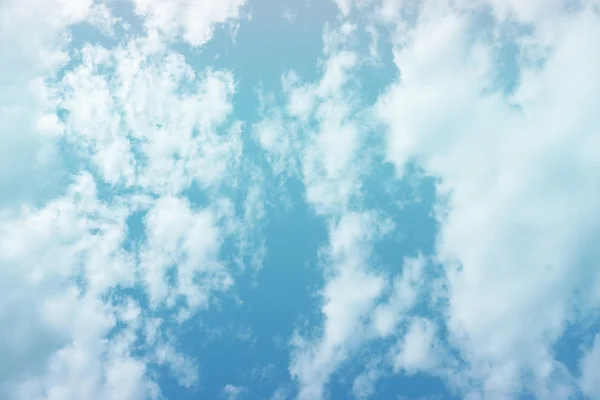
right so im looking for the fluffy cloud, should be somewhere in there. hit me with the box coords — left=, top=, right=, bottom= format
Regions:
left=370, top=254, right=426, bottom=339
left=375, top=0, right=600, bottom=398
left=391, top=317, right=442, bottom=375
left=255, top=20, right=373, bottom=208
left=579, top=334, right=600, bottom=399
left=132, top=0, right=248, bottom=47
left=140, top=195, right=233, bottom=317
left=253, top=106, right=301, bottom=178
left=57, top=40, right=242, bottom=194
left=222, top=384, right=248, bottom=400
left=272, top=1, right=600, bottom=399
left=0, top=174, right=154, bottom=399
left=15, top=295, right=160, bottom=400
left=0, top=0, right=112, bottom=207
left=290, top=212, right=390, bottom=400
left=0, top=0, right=256, bottom=398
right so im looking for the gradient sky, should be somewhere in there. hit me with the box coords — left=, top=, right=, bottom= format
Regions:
left=1, top=1, right=600, bottom=400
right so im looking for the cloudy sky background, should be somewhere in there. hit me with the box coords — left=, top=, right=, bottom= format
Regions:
left=1, top=0, right=600, bottom=399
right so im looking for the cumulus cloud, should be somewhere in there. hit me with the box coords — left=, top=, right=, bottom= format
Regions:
left=57, top=40, right=242, bottom=194
left=579, top=333, right=600, bottom=399
left=132, top=0, right=248, bottom=47
left=289, top=212, right=390, bottom=400
left=0, top=0, right=257, bottom=398
left=375, top=0, right=600, bottom=398
left=15, top=296, right=160, bottom=400
left=0, top=174, right=155, bottom=399
left=391, top=317, right=442, bottom=375
left=264, top=1, right=600, bottom=399
left=140, top=195, right=233, bottom=317
left=0, top=0, right=106, bottom=207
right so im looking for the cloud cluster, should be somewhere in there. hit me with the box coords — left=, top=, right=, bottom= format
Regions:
left=3, top=0, right=600, bottom=399
left=0, top=0, right=259, bottom=399
left=56, top=40, right=242, bottom=194
left=132, top=0, right=248, bottom=48
left=376, top=1, right=600, bottom=398
left=277, top=0, right=600, bottom=399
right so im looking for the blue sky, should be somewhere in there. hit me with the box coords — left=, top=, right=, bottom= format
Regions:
left=1, top=1, right=600, bottom=400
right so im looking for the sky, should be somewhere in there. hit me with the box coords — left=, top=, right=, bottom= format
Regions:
left=1, top=0, right=600, bottom=399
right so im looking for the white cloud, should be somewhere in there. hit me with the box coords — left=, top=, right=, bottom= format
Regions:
left=0, top=173, right=162, bottom=400
left=376, top=0, right=403, bottom=23
left=16, top=295, right=160, bottom=400
left=300, top=66, right=367, bottom=215
left=290, top=212, right=391, bottom=400
left=57, top=40, right=242, bottom=195
left=351, top=359, right=382, bottom=399
left=579, top=333, right=600, bottom=399
left=333, top=0, right=354, bottom=16
left=270, top=387, right=289, bottom=400
left=0, top=1, right=255, bottom=398
left=232, top=168, right=269, bottom=270
left=282, top=71, right=316, bottom=122
left=256, top=51, right=366, bottom=215
left=484, top=0, right=564, bottom=23
left=253, top=111, right=301, bottom=177
left=254, top=19, right=380, bottom=215
left=0, top=3, right=157, bottom=397
left=316, top=50, right=358, bottom=97
left=282, top=9, right=295, bottom=23
left=0, top=0, right=110, bottom=208
left=141, top=195, right=233, bottom=317
left=331, top=0, right=377, bottom=16
left=270, top=17, right=399, bottom=400
left=222, top=384, right=248, bottom=400
left=132, top=0, right=247, bottom=47
left=154, top=342, right=200, bottom=388
left=370, top=254, right=426, bottom=338
left=375, top=0, right=600, bottom=398
left=391, top=317, right=442, bottom=375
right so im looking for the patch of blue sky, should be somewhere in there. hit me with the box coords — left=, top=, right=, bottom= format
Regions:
left=168, top=199, right=327, bottom=400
